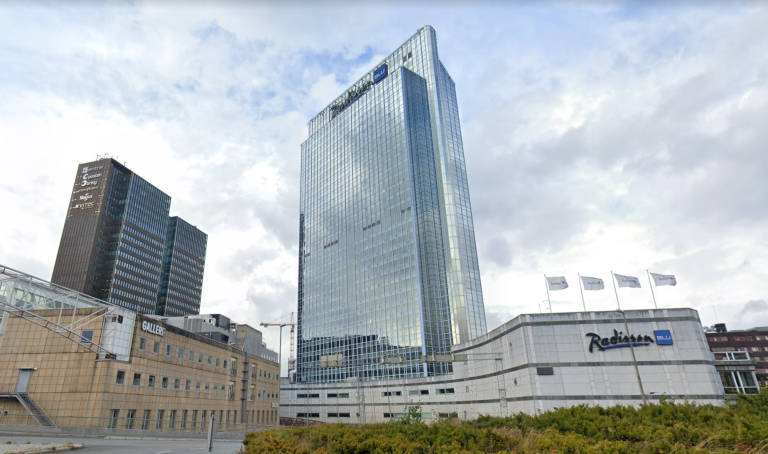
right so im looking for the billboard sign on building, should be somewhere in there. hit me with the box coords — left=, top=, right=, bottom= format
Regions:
left=654, top=329, right=674, bottom=345
left=586, top=328, right=675, bottom=353
left=141, top=320, right=166, bottom=337
left=373, top=64, right=388, bottom=83
left=586, top=329, right=655, bottom=353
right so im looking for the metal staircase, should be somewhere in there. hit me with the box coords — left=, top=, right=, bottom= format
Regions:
left=14, top=392, right=55, bottom=427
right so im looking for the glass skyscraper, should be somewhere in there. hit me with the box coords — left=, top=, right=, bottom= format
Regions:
left=296, top=26, right=486, bottom=383
left=52, top=158, right=207, bottom=316
left=156, top=216, right=208, bottom=317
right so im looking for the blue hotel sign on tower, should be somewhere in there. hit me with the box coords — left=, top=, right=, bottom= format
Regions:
left=373, top=64, right=388, bottom=83
left=654, top=329, right=674, bottom=345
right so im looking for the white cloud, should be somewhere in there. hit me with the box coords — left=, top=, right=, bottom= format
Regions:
left=1, top=3, right=767, bottom=375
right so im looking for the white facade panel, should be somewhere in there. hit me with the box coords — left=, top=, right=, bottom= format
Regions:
left=281, top=308, right=725, bottom=423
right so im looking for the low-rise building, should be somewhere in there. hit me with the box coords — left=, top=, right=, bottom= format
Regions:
left=706, top=325, right=768, bottom=387
left=0, top=265, right=279, bottom=433
left=281, top=308, right=726, bottom=424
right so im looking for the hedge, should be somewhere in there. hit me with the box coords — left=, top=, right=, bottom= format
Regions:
left=243, top=390, right=768, bottom=453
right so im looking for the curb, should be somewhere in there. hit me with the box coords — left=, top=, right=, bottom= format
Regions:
left=1, top=444, right=84, bottom=454
left=0, top=434, right=102, bottom=439
left=103, top=436, right=241, bottom=442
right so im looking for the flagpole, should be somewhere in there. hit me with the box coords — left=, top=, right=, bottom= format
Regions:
left=619, top=309, right=648, bottom=405
left=543, top=275, right=552, bottom=313
left=578, top=274, right=586, bottom=312
left=611, top=271, right=622, bottom=310
left=646, top=270, right=658, bottom=309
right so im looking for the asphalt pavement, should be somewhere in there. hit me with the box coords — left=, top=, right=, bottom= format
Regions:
left=0, top=435, right=244, bottom=454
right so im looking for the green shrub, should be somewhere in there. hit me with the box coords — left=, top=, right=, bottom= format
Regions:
left=243, top=389, right=768, bottom=453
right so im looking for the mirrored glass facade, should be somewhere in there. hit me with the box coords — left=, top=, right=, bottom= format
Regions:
left=157, top=217, right=208, bottom=316
left=297, top=26, right=486, bottom=383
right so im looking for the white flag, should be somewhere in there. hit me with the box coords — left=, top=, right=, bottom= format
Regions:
left=614, top=274, right=641, bottom=288
left=650, top=272, right=677, bottom=286
left=546, top=276, right=568, bottom=291
left=580, top=276, right=604, bottom=290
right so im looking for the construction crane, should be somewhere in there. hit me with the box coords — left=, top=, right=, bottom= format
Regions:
left=260, top=312, right=296, bottom=376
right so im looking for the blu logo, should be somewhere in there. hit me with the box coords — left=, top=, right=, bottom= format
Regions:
left=654, top=330, right=673, bottom=345
left=373, top=64, right=388, bottom=83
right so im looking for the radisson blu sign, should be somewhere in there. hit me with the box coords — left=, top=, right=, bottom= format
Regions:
left=585, top=329, right=674, bottom=353
left=373, top=64, right=388, bottom=83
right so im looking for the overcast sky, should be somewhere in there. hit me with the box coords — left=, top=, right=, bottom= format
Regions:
left=1, top=1, right=767, bottom=372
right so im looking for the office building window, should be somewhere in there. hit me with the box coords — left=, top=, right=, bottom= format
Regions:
left=141, top=410, right=151, bottom=430
left=108, top=409, right=119, bottom=428
left=409, top=390, right=429, bottom=396
left=126, top=409, right=136, bottom=429
left=80, top=330, right=94, bottom=345
left=156, top=410, right=165, bottom=430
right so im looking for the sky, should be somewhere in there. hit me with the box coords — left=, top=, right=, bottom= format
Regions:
left=1, top=1, right=767, bottom=374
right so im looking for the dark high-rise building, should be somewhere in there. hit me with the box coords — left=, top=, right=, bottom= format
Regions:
left=51, top=158, right=206, bottom=315
left=156, top=216, right=208, bottom=316
left=296, top=26, right=487, bottom=384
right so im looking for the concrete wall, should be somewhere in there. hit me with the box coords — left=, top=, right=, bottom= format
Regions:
left=280, top=308, right=725, bottom=423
